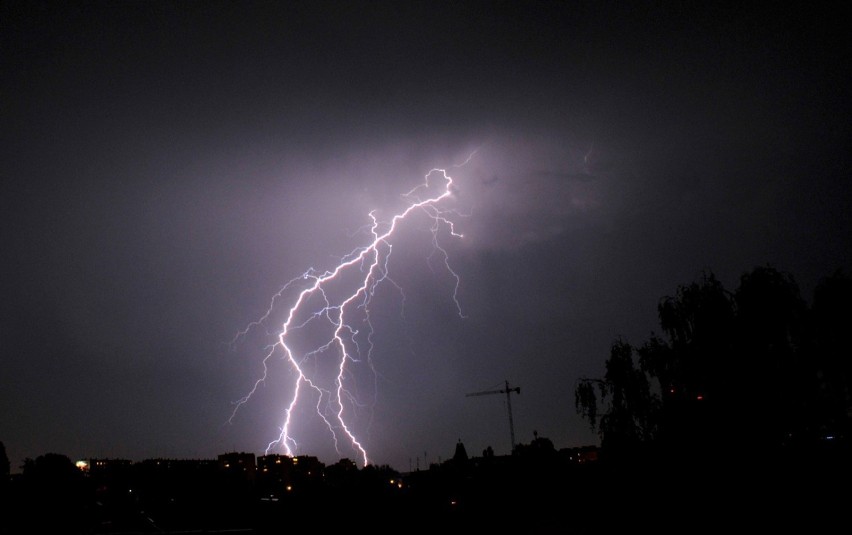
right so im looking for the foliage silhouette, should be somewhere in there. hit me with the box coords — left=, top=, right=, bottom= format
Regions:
left=577, top=266, right=852, bottom=461
left=0, top=441, right=8, bottom=483
left=17, top=453, right=90, bottom=532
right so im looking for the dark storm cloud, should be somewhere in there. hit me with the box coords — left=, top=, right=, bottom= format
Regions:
left=1, top=1, right=849, bottom=471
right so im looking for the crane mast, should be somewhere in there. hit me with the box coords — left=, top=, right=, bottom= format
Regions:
left=466, top=379, right=521, bottom=453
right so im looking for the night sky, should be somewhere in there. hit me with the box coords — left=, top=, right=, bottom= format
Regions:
left=2, top=1, right=850, bottom=472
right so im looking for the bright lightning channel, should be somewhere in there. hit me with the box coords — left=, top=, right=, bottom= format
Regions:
left=230, top=162, right=470, bottom=467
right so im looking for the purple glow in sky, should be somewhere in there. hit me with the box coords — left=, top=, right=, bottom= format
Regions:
left=1, top=1, right=849, bottom=472
left=230, top=163, right=469, bottom=466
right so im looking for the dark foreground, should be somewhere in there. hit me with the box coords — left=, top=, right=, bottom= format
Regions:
left=2, top=442, right=849, bottom=534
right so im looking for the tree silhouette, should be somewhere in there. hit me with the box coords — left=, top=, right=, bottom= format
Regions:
left=733, top=266, right=808, bottom=447
left=0, top=441, right=8, bottom=482
left=19, top=453, right=90, bottom=531
left=576, top=339, right=657, bottom=458
left=0, top=441, right=8, bottom=502
left=637, top=271, right=736, bottom=453
left=577, top=266, right=850, bottom=460
left=810, top=269, right=852, bottom=442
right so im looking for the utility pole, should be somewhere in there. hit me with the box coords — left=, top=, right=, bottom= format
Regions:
left=466, top=380, right=521, bottom=453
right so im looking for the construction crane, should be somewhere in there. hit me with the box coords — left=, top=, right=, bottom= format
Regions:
left=466, top=380, right=521, bottom=453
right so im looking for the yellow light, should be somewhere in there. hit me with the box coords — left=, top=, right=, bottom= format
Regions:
left=286, top=485, right=293, bottom=492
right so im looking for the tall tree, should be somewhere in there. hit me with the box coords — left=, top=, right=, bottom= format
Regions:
left=733, top=266, right=808, bottom=446
left=810, top=269, right=852, bottom=440
left=639, top=272, right=736, bottom=451
left=0, top=441, right=9, bottom=497
left=0, top=441, right=8, bottom=481
left=576, top=340, right=657, bottom=457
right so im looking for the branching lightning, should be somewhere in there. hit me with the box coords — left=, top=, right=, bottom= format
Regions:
left=230, top=160, right=471, bottom=466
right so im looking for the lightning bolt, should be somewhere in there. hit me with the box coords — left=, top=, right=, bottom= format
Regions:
left=230, top=161, right=470, bottom=467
